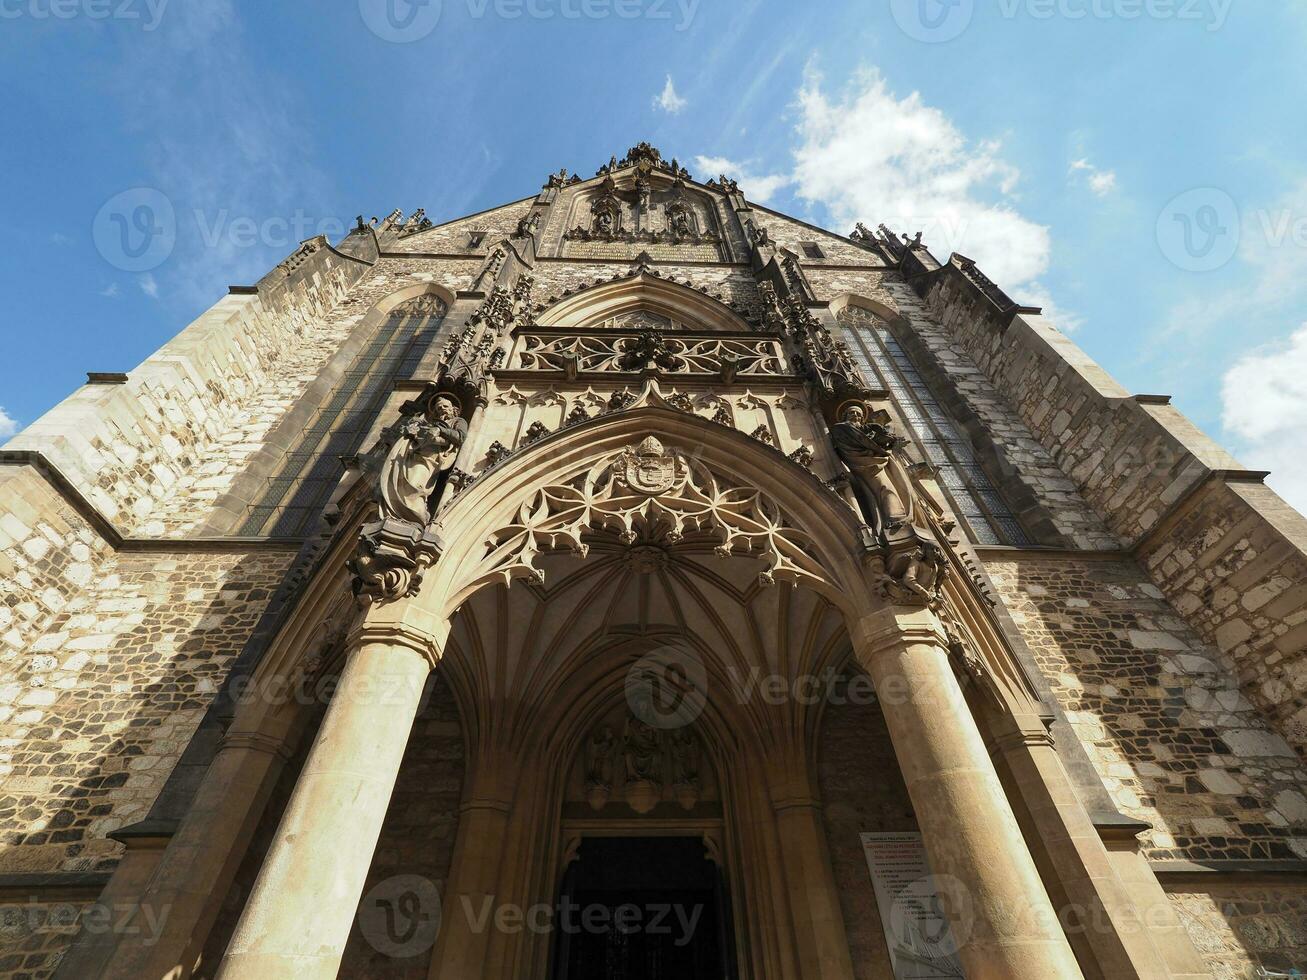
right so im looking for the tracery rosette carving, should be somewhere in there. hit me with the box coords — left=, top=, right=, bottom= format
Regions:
left=618, top=330, right=683, bottom=372
left=461, top=436, right=829, bottom=592
left=514, top=332, right=787, bottom=377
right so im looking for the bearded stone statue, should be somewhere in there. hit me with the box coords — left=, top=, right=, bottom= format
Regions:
left=829, top=402, right=909, bottom=539
left=378, top=394, right=467, bottom=527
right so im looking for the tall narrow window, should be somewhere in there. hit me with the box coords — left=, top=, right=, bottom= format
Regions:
left=838, top=305, right=1031, bottom=546
left=239, top=294, right=448, bottom=537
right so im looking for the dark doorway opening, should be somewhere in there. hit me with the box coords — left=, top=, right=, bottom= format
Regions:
left=551, top=836, right=737, bottom=980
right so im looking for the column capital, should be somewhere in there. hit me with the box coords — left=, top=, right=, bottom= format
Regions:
left=771, top=796, right=823, bottom=814
left=850, top=604, right=949, bottom=659
left=346, top=616, right=446, bottom=670
left=987, top=727, right=1057, bottom=755
left=218, top=730, right=295, bottom=761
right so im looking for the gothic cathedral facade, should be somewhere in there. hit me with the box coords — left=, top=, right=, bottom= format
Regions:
left=3, top=143, right=1306, bottom=979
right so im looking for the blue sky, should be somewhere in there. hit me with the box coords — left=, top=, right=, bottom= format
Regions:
left=3, top=0, right=1307, bottom=509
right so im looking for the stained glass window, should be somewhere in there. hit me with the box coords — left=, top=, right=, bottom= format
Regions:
left=837, top=305, right=1031, bottom=546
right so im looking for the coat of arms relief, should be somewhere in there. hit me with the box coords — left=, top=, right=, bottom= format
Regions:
left=614, top=436, right=687, bottom=497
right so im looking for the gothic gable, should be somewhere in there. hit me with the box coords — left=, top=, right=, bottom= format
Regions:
left=535, top=270, right=756, bottom=333
left=388, top=197, right=537, bottom=254
left=747, top=205, right=888, bottom=267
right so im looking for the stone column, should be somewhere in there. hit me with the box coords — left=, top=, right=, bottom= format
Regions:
left=992, top=725, right=1207, bottom=978
left=426, top=798, right=513, bottom=977
left=52, top=828, right=172, bottom=979
left=771, top=792, right=857, bottom=980
left=217, top=621, right=442, bottom=980
left=81, top=728, right=294, bottom=980
left=853, top=606, right=1084, bottom=980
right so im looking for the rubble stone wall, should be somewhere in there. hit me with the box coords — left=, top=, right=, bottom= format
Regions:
left=912, top=263, right=1307, bottom=757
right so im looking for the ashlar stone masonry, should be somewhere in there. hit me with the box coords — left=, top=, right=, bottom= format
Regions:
left=2, top=142, right=1305, bottom=980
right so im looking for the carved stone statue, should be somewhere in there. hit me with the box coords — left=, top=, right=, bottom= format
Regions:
left=884, top=538, right=947, bottom=605
left=623, top=715, right=662, bottom=784
left=667, top=204, right=692, bottom=238
left=514, top=210, right=540, bottom=239
left=829, top=403, right=909, bottom=539
left=669, top=728, right=699, bottom=786
left=378, top=394, right=467, bottom=527
left=585, top=725, right=617, bottom=788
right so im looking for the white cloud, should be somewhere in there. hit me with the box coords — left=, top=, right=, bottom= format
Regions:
left=653, top=75, right=687, bottom=115
left=789, top=66, right=1053, bottom=295
left=693, top=155, right=790, bottom=204
left=1221, top=323, right=1307, bottom=512
left=1158, top=181, right=1307, bottom=377
left=139, top=273, right=160, bottom=299
left=1019, top=284, right=1086, bottom=334
left=692, top=67, right=1078, bottom=326
left=100, top=283, right=121, bottom=299
left=1070, top=158, right=1118, bottom=197
left=0, top=407, right=18, bottom=441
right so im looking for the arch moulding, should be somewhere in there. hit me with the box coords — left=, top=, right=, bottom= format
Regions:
left=535, top=272, right=755, bottom=333
left=410, top=385, right=878, bottom=623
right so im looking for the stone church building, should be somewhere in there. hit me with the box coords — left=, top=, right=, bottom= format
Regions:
left=1, top=143, right=1306, bottom=979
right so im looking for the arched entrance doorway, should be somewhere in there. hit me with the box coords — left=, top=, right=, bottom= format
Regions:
left=212, top=394, right=1089, bottom=980
left=419, top=395, right=868, bottom=978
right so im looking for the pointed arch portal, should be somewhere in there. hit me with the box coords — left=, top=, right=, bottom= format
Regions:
left=42, top=148, right=1214, bottom=980
left=417, top=397, right=872, bottom=978
left=208, top=395, right=1105, bottom=980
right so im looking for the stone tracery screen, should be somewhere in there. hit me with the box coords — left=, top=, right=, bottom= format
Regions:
left=512, top=331, right=786, bottom=376
left=838, top=306, right=1030, bottom=546
left=238, top=295, right=448, bottom=537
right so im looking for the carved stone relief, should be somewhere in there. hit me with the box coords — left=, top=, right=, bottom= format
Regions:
left=579, top=709, right=707, bottom=814
left=562, top=167, right=723, bottom=252
left=513, top=331, right=786, bottom=377
left=459, top=435, right=832, bottom=593
left=473, top=384, right=834, bottom=480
